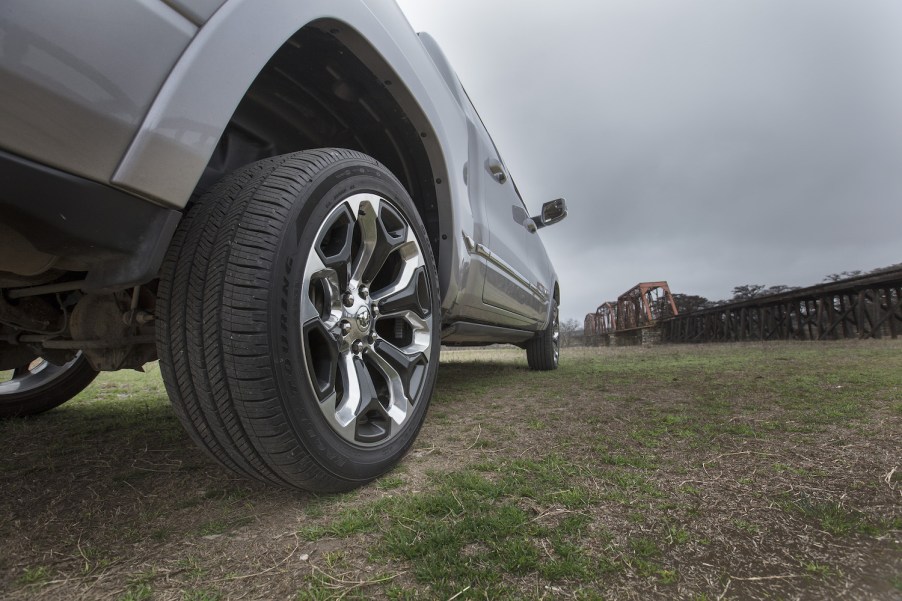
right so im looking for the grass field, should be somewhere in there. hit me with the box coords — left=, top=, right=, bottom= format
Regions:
left=1, top=341, right=900, bottom=600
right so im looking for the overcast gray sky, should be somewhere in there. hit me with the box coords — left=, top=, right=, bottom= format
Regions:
left=396, top=0, right=902, bottom=322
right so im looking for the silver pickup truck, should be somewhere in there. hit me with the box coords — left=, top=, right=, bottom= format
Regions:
left=0, top=0, right=565, bottom=491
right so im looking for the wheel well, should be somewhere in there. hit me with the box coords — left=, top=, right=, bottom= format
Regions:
left=193, top=21, right=447, bottom=264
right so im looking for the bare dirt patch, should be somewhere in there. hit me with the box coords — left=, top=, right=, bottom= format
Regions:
left=1, top=341, right=900, bottom=599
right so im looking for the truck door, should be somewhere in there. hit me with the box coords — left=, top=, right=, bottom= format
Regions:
left=461, top=93, right=546, bottom=322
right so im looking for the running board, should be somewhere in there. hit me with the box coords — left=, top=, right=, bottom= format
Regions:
left=441, top=321, right=535, bottom=345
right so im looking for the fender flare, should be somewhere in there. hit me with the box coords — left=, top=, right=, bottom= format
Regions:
left=110, top=0, right=460, bottom=214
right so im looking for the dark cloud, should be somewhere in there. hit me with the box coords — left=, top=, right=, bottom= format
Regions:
left=397, top=0, right=902, bottom=320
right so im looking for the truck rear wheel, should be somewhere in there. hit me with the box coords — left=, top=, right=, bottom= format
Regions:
left=526, top=300, right=560, bottom=371
left=156, top=149, right=440, bottom=492
left=0, top=354, right=98, bottom=418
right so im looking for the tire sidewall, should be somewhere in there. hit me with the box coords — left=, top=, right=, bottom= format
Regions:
left=266, top=157, right=440, bottom=482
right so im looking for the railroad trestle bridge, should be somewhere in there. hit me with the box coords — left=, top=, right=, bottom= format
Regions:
left=584, top=269, right=902, bottom=345
left=661, top=268, right=902, bottom=343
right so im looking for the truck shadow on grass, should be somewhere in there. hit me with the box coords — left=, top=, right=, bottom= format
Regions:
left=0, top=359, right=525, bottom=578
left=1, top=358, right=519, bottom=520
left=0, top=357, right=533, bottom=597
left=0, top=374, right=307, bottom=593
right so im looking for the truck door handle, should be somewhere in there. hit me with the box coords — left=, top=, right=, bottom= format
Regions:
left=487, top=160, right=507, bottom=183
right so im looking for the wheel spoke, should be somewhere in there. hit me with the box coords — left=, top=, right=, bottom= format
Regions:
left=374, top=339, right=423, bottom=375
left=0, top=356, right=83, bottom=398
left=365, top=346, right=410, bottom=426
left=301, top=263, right=343, bottom=330
left=385, top=310, right=432, bottom=355
left=11, top=365, right=32, bottom=380
left=315, top=204, right=355, bottom=289
left=332, top=353, right=369, bottom=428
left=9, top=360, right=47, bottom=381
left=374, top=263, right=430, bottom=318
left=302, top=319, right=341, bottom=401
left=321, top=270, right=343, bottom=331
left=372, top=338, right=426, bottom=399
left=327, top=352, right=392, bottom=444
left=350, top=201, right=408, bottom=289
left=349, top=199, right=379, bottom=287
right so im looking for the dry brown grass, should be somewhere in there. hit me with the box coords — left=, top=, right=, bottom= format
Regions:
left=1, top=340, right=900, bottom=600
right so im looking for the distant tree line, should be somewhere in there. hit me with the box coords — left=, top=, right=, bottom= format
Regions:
left=671, top=262, right=902, bottom=313
left=560, top=318, right=580, bottom=347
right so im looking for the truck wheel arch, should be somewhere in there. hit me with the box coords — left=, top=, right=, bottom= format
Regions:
left=112, top=2, right=454, bottom=283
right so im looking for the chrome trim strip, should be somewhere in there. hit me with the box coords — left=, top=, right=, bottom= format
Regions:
left=462, top=232, right=546, bottom=300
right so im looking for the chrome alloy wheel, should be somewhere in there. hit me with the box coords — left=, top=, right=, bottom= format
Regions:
left=552, top=305, right=561, bottom=365
left=301, top=193, right=434, bottom=446
left=0, top=356, right=77, bottom=394
left=0, top=351, right=98, bottom=418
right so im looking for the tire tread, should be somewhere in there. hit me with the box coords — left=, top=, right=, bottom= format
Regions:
left=157, top=149, right=403, bottom=492
left=526, top=300, right=559, bottom=371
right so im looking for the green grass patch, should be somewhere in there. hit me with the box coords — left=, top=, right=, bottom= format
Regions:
left=890, top=574, right=902, bottom=592
left=299, top=505, right=380, bottom=540
left=803, top=561, right=831, bottom=578
left=182, top=589, right=221, bottom=601
left=3, top=343, right=901, bottom=599
left=595, top=451, right=658, bottom=470
left=782, top=496, right=902, bottom=536
left=300, top=455, right=617, bottom=598
left=195, top=515, right=253, bottom=537
left=17, top=566, right=50, bottom=586
left=121, top=583, right=153, bottom=601
left=376, top=474, right=404, bottom=490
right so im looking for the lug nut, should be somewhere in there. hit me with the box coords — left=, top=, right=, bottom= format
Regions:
left=340, top=320, right=352, bottom=335
left=372, top=304, right=380, bottom=315
left=342, top=293, right=355, bottom=308
left=352, top=340, right=364, bottom=354
left=358, top=286, right=369, bottom=299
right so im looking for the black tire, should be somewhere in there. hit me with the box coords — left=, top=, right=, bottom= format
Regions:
left=526, top=300, right=560, bottom=371
left=0, top=354, right=99, bottom=418
left=156, top=149, right=441, bottom=492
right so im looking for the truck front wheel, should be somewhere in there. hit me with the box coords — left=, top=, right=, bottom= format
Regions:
left=156, top=149, right=440, bottom=492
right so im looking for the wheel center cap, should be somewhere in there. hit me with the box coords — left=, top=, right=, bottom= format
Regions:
left=355, top=306, right=372, bottom=332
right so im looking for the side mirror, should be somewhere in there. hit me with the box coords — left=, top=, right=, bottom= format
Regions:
left=532, top=198, right=568, bottom=229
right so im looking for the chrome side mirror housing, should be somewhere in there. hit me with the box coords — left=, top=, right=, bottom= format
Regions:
left=532, top=198, right=567, bottom=229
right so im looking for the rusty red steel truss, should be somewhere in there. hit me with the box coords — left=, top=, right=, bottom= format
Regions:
left=584, top=302, right=616, bottom=337
left=585, top=282, right=678, bottom=335
left=585, top=269, right=902, bottom=344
